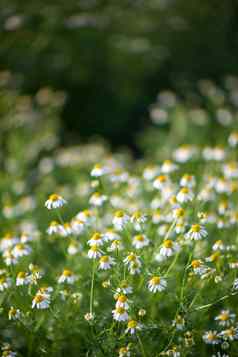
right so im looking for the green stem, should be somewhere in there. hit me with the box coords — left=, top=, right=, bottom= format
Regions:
left=137, top=333, right=147, bottom=357
left=90, top=259, right=96, bottom=316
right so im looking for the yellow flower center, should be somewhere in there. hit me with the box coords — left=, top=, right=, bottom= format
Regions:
left=115, top=210, right=124, bottom=218
left=17, top=272, right=26, bottom=279
left=180, top=187, right=189, bottom=194
left=191, top=224, right=201, bottom=232
left=135, top=235, right=144, bottom=242
left=34, top=294, right=45, bottom=303
left=100, top=256, right=109, bottom=263
left=163, top=239, right=173, bottom=248
left=151, top=276, right=161, bottom=285
left=91, top=232, right=101, bottom=241
left=116, top=307, right=125, bottom=314
left=49, top=194, right=60, bottom=201
left=191, top=260, right=201, bottom=268
left=118, top=295, right=127, bottom=303
left=128, top=320, right=137, bottom=328
left=219, top=312, right=229, bottom=321
left=63, top=269, right=73, bottom=277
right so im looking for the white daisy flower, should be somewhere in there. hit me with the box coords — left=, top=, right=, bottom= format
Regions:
left=12, top=243, right=31, bottom=258
left=0, top=275, right=12, bottom=291
left=98, top=255, right=115, bottom=270
left=161, top=160, right=178, bottom=174
left=3, top=250, right=18, bottom=266
left=103, top=229, right=121, bottom=242
left=215, top=310, right=235, bottom=327
left=153, top=175, right=170, bottom=190
left=58, top=269, right=77, bottom=284
left=203, top=330, right=220, bottom=344
left=125, top=320, right=142, bottom=334
left=45, top=194, right=67, bottom=210
left=132, top=234, right=150, bottom=249
left=16, top=271, right=30, bottom=286
left=76, top=210, right=95, bottom=225
left=32, top=293, right=50, bottom=309
left=89, top=192, right=107, bottom=206
left=113, top=211, right=129, bottom=231
left=176, top=187, right=194, bottom=203
left=115, top=294, right=130, bottom=310
left=91, top=163, right=108, bottom=177
left=185, top=224, right=208, bottom=241
left=47, top=221, right=62, bottom=235
left=180, top=174, right=196, bottom=188
left=148, top=276, right=167, bottom=293
left=219, top=327, right=238, bottom=341
left=112, top=307, right=129, bottom=322
left=159, top=239, right=180, bottom=258
left=88, top=245, right=102, bottom=259
left=71, top=219, right=85, bottom=235
left=88, top=232, right=104, bottom=247
left=0, top=233, right=19, bottom=252
left=8, top=306, right=21, bottom=321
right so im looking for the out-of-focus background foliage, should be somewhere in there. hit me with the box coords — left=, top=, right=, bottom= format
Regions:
left=1, top=0, right=238, bottom=152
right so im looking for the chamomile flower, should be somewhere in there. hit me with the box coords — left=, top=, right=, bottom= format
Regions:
left=176, top=187, right=194, bottom=204
left=172, top=314, right=185, bottom=330
left=32, top=293, right=50, bottom=309
left=12, top=243, right=31, bottom=258
left=8, top=307, right=21, bottom=320
left=143, top=165, right=159, bottom=180
left=113, top=211, right=129, bottom=231
left=153, top=175, right=170, bottom=190
left=185, top=224, right=208, bottom=241
left=88, top=232, right=104, bottom=246
left=117, top=280, right=133, bottom=295
left=219, top=326, right=238, bottom=341
left=108, top=239, right=124, bottom=252
left=191, top=260, right=209, bottom=276
left=228, top=131, right=238, bottom=147
left=180, top=174, right=196, bottom=188
left=213, top=240, right=226, bottom=251
left=125, top=319, right=142, bottom=334
left=130, top=211, right=147, bottom=231
left=215, top=310, right=235, bottom=326
left=71, top=219, right=85, bottom=235
left=173, top=207, right=185, bottom=221
left=0, top=233, right=19, bottom=251
left=88, top=245, right=102, bottom=259
left=76, top=209, right=95, bottom=225
left=0, top=275, right=12, bottom=291
left=16, top=271, right=30, bottom=286
left=112, top=307, right=129, bottom=322
left=3, top=249, right=18, bottom=266
left=203, top=330, right=220, bottom=345
left=91, top=163, right=108, bottom=177
left=59, top=223, right=72, bottom=237
left=159, top=239, right=180, bottom=258
left=118, top=346, right=130, bottom=357
left=89, top=192, right=107, bottom=206
left=132, top=234, right=150, bottom=249
left=58, top=269, right=77, bottom=284
left=161, top=159, right=178, bottom=174
left=98, top=255, right=115, bottom=270
left=103, top=229, right=121, bottom=242
left=28, top=264, right=44, bottom=283
left=115, top=294, right=130, bottom=310
left=148, top=276, right=167, bottom=293
left=67, top=242, right=81, bottom=255
left=47, top=221, right=62, bottom=235
left=45, top=194, right=67, bottom=210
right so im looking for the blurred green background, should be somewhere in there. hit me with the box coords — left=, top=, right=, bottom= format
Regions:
left=1, top=0, right=238, bottom=153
